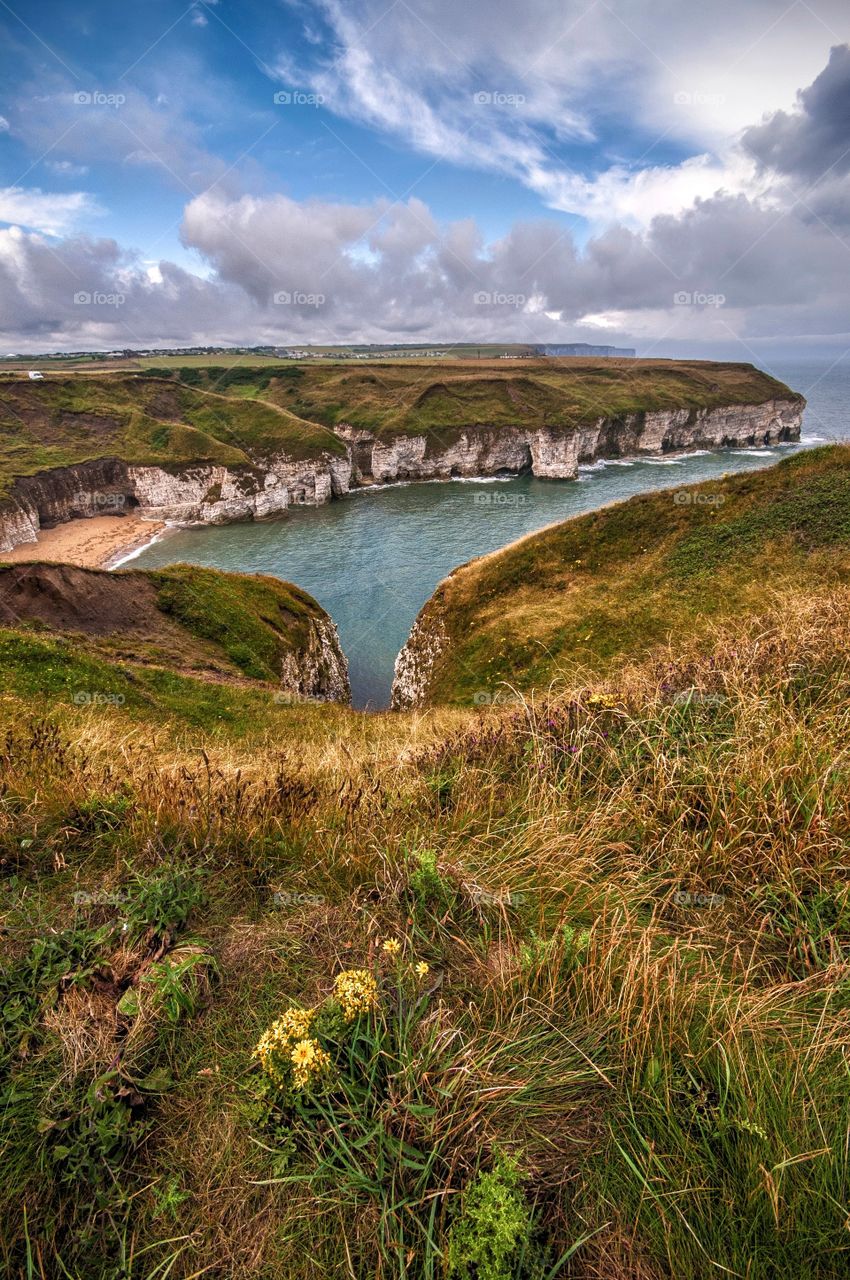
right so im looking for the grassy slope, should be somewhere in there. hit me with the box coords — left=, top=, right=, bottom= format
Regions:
left=155, top=358, right=799, bottom=446
left=407, top=445, right=850, bottom=705
left=0, top=561, right=337, bottom=687
left=0, top=375, right=343, bottom=497
left=1, top=579, right=850, bottom=1278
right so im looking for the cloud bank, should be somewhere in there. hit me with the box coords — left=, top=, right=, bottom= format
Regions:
left=2, top=42, right=850, bottom=353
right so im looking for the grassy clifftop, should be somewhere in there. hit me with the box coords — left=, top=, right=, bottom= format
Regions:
left=155, top=357, right=800, bottom=441
left=0, top=561, right=349, bottom=704
left=0, top=362, right=801, bottom=498
left=0, top=375, right=344, bottom=497
left=396, top=444, right=850, bottom=705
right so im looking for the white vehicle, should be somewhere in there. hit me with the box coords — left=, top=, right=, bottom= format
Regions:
left=27, top=370, right=44, bottom=380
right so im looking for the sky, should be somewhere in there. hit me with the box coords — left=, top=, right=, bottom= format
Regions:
left=1, top=0, right=849, bottom=356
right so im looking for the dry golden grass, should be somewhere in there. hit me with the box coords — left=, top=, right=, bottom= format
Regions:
left=3, top=579, right=850, bottom=1278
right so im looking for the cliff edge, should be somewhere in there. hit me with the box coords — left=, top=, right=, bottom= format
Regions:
left=391, top=444, right=850, bottom=708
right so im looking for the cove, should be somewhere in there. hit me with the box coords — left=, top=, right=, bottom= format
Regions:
left=130, top=439, right=820, bottom=708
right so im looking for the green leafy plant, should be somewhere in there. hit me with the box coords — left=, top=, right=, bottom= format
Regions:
left=124, top=865, right=207, bottom=940
left=409, top=848, right=454, bottom=910
left=448, top=1152, right=543, bottom=1280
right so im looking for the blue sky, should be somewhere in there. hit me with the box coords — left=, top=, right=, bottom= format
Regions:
left=1, top=0, right=850, bottom=353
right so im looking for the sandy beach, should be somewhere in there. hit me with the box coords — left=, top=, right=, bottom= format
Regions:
left=0, top=515, right=166, bottom=570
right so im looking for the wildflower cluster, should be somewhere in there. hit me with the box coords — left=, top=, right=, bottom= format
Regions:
left=333, top=968, right=378, bottom=1022
left=585, top=691, right=618, bottom=709
left=253, top=944, right=432, bottom=1098
left=252, top=1006, right=329, bottom=1092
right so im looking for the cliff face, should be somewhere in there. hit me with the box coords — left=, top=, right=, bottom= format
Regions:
left=0, top=452, right=353, bottom=553
left=345, top=397, right=804, bottom=486
left=391, top=609, right=450, bottom=710
left=278, top=614, right=351, bottom=704
left=0, top=396, right=803, bottom=555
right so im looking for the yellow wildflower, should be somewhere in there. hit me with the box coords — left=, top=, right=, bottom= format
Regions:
left=414, top=961, right=430, bottom=978
left=290, top=1037, right=330, bottom=1090
left=381, top=938, right=402, bottom=957
left=252, top=1007, right=315, bottom=1087
left=333, top=968, right=378, bottom=1021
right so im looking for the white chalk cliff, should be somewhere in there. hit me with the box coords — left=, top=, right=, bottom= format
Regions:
left=0, top=397, right=804, bottom=555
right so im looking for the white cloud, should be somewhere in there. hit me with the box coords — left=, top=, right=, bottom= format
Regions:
left=46, top=160, right=90, bottom=178
left=275, top=0, right=850, bottom=228
left=0, top=187, right=103, bottom=236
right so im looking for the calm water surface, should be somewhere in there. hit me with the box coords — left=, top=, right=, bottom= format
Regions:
left=131, top=357, right=849, bottom=708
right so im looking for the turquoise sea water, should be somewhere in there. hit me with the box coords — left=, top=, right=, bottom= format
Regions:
left=130, top=357, right=848, bottom=708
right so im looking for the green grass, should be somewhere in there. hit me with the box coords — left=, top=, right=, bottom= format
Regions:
left=118, top=358, right=797, bottom=444
left=0, top=559, right=345, bottom=694
left=402, top=445, right=850, bottom=705
left=0, top=375, right=343, bottom=497
left=255, top=357, right=797, bottom=442
left=148, top=563, right=320, bottom=681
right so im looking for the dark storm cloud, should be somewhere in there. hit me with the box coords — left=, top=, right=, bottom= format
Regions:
left=743, top=44, right=850, bottom=184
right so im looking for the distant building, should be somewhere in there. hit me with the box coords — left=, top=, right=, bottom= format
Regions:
left=535, top=343, right=636, bottom=358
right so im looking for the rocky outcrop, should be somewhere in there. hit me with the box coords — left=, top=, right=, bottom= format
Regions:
left=391, top=610, right=449, bottom=710
left=279, top=615, right=350, bottom=704
left=0, top=561, right=352, bottom=706
left=0, top=397, right=804, bottom=555
left=0, top=453, right=352, bottom=553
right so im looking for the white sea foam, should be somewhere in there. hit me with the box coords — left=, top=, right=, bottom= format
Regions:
left=108, top=524, right=172, bottom=569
